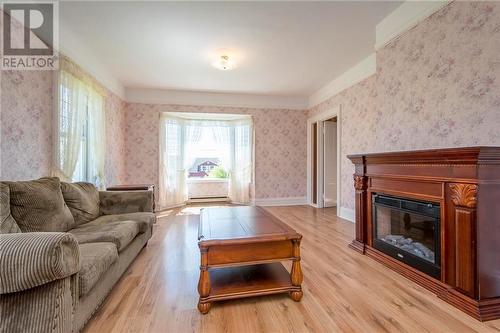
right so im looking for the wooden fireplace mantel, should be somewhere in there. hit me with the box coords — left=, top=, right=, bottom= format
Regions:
left=347, top=146, right=500, bottom=321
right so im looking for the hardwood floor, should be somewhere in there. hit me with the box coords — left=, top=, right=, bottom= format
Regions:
left=84, top=205, right=500, bottom=332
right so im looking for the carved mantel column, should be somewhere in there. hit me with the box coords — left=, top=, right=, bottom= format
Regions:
left=449, top=183, right=478, bottom=297
left=350, top=174, right=368, bottom=253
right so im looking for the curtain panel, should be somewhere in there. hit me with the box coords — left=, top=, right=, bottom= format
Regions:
left=52, top=69, right=106, bottom=188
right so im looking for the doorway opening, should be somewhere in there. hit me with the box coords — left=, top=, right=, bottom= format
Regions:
left=307, top=106, right=341, bottom=212
left=322, top=117, right=337, bottom=208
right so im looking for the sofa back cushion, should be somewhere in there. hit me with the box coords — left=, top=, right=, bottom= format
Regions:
left=0, top=183, right=21, bottom=233
left=61, top=182, right=100, bottom=228
left=4, top=177, right=74, bottom=232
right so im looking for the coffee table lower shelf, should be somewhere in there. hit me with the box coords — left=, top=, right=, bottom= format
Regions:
left=198, top=263, right=302, bottom=313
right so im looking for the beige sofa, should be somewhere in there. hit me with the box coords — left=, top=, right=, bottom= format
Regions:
left=0, top=177, right=155, bottom=333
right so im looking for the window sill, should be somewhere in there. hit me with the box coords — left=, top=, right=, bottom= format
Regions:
left=187, top=178, right=229, bottom=184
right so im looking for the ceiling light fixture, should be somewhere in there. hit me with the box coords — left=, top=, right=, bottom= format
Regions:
left=213, top=55, right=236, bottom=71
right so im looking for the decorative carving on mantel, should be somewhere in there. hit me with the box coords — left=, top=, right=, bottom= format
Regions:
left=353, top=175, right=366, bottom=191
left=449, top=183, right=478, bottom=208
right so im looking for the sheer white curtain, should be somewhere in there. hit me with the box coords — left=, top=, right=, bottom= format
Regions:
left=210, top=123, right=231, bottom=171
left=229, top=118, right=253, bottom=204
left=183, top=124, right=203, bottom=175
left=53, top=70, right=87, bottom=181
left=159, top=115, right=183, bottom=209
left=159, top=116, right=203, bottom=209
left=87, top=90, right=106, bottom=188
left=53, top=70, right=106, bottom=188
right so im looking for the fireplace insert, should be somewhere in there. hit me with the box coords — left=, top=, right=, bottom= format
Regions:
left=372, top=194, right=441, bottom=279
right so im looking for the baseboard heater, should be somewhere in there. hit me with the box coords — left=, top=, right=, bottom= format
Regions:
left=188, top=196, right=229, bottom=203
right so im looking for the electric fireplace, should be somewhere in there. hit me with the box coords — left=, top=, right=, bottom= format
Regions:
left=348, top=147, right=500, bottom=321
left=372, top=194, right=440, bottom=279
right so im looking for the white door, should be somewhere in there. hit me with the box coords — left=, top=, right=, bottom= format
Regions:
left=323, top=121, right=337, bottom=207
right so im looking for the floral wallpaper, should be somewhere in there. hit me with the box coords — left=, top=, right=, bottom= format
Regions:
left=0, top=61, right=126, bottom=186
left=104, top=94, right=126, bottom=185
left=310, top=1, right=500, bottom=211
left=374, top=1, right=500, bottom=151
left=0, top=71, right=54, bottom=180
left=124, top=103, right=308, bottom=200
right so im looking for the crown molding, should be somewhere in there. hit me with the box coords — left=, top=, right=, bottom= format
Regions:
left=125, top=88, right=309, bottom=110
left=308, top=53, right=376, bottom=108
left=375, top=0, right=451, bottom=50
left=59, top=25, right=125, bottom=99
left=307, top=1, right=451, bottom=108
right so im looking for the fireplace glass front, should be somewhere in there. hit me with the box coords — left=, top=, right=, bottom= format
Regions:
left=372, top=194, right=441, bottom=279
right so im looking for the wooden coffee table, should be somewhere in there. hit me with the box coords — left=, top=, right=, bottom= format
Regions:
left=197, top=206, right=303, bottom=314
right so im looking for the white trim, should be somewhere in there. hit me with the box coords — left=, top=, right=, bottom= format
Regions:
left=125, top=87, right=308, bottom=110
left=306, top=105, right=341, bottom=213
left=339, top=207, right=355, bottom=223
left=324, top=199, right=337, bottom=207
left=375, top=1, right=451, bottom=50
left=186, top=178, right=229, bottom=184
left=308, top=53, right=376, bottom=108
left=254, top=197, right=307, bottom=207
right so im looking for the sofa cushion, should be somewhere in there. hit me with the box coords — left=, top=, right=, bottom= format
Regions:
left=78, top=242, right=118, bottom=296
left=61, top=182, right=100, bottom=228
left=3, top=178, right=74, bottom=232
left=99, top=191, right=153, bottom=215
left=69, top=221, right=139, bottom=252
left=0, top=183, right=21, bottom=233
left=89, top=212, right=155, bottom=234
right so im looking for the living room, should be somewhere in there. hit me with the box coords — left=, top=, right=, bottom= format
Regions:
left=1, top=1, right=500, bottom=332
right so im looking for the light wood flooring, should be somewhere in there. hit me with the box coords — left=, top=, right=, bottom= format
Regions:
left=84, top=205, right=500, bottom=333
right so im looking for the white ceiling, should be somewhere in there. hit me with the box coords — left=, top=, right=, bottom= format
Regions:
left=60, top=1, right=401, bottom=98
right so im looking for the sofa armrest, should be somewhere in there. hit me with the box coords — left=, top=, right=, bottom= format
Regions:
left=99, top=190, right=154, bottom=215
left=0, top=232, right=80, bottom=294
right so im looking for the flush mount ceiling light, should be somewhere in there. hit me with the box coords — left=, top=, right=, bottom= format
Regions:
left=212, top=55, right=236, bottom=71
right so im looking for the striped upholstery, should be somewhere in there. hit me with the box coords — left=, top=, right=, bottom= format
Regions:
left=3, top=178, right=74, bottom=232
left=0, top=180, right=154, bottom=332
left=99, top=190, right=154, bottom=215
left=0, top=276, right=74, bottom=333
left=83, top=212, right=155, bottom=234
left=69, top=221, right=139, bottom=252
left=61, top=182, right=100, bottom=228
left=0, top=183, right=21, bottom=233
left=0, top=232, right=80, bottom=294
left=78, top=243, right=118, bottom=296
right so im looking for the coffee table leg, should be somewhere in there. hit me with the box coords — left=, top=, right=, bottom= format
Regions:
left=198, top=246, right=211, bottom=314
left=290, top=238, right=303, bottom=301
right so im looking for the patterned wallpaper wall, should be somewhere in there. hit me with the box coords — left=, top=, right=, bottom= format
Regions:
left=1, top=71, right=54, bottom=180
left=309, top=1, right=500, bottom=210
left=124, top=103, right=308, bottom=199
left=0, top=65, right=126, bottom=186
left=104, top=94, right=127, bottom=185
left=374, top=1, right=500, bottom=151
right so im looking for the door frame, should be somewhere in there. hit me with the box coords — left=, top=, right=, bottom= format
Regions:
left=322, top=120, right=337, bottom=208
left=306, top=105, right=341, bottom=210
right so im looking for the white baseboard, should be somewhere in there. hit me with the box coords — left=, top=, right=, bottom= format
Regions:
left=339, top=206, right=355, bottom=223
left=255, top=196, right=307, bottom=207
